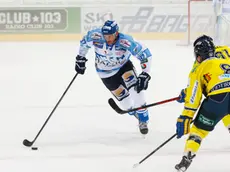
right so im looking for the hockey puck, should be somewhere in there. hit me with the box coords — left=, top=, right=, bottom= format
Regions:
left=31, top=147, right=38, bottom=150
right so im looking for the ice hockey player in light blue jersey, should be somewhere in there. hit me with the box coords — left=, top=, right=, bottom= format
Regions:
left=75, top=20, right=152, bottom=135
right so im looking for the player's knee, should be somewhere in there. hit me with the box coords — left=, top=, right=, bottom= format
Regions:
left=111, top=85, right=134, bottom=110
left=185, top=127, right=204, bottom=153
left=128, top=87, right=146, bottom=107
left=187, top=134, right=202, bottom=145
left=190, top=125, right=209, bottom=139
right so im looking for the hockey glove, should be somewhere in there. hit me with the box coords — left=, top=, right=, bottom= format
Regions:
left=177, top=88, right=187, bottom=103
left=75, top=55, right=88, bottom=74
left=176, top=115, right=192, bottom=138
left=135, top=72, right=151, bottom=93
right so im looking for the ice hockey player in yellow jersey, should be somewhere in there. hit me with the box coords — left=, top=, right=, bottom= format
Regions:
left=177, top=35, right=230, bottom=131
left=175, top=35, right=230, bottom=172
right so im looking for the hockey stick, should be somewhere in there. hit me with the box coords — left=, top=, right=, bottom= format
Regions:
left=23, top=73, right=78, bottom=147
left=133, top=120, right=194, bottom=168
left=133, top=133, right=177, bottom=168
left=108, top=97, right=179, bottom=114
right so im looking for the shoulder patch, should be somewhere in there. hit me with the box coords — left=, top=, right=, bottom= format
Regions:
left=91, top=32, right=102, bottom=40
left=203, top=73, right=212, bottom=83
left=119, top=39, right=131, bottom=48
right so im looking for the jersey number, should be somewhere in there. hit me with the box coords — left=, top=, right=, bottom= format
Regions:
left=216, top=50, right=230, bottom=59
left=220, top=64, right=230, bottom=74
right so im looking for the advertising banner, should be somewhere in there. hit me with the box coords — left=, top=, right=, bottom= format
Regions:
left=81, top=3, right=214, bottom=39
left=0, top=8, right=68, bottom=32
left=0, top=7, right=81, bottom=41
left=0, top=7, right=81, bottom=33
left=0, top=3, right=216, bottom=41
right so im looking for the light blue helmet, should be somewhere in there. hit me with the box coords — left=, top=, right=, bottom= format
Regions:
left=101, top=20, right=119, bottom=35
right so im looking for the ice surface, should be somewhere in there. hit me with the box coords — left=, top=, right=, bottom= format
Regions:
left=0, top=41, right=230, bottom=172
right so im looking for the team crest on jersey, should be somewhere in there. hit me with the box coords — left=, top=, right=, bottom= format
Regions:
left=203, top=73, right=212, bottom=83
left=120, top=39, right=131, bottom=48
left=112, top=85, right=129, bottom=101
left=91, top=32, right=102, bottom=40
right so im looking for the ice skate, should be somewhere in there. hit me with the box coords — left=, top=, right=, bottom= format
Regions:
left=175, top=152, right=196, bottom=172
left=139, top=121, right=148, bottom=134
left=134, top=113, right=148, bottom=135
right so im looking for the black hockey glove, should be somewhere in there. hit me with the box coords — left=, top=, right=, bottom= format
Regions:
left=75, top=55, right=88, bottom=74
left=135, top=72, right=151, bottom=93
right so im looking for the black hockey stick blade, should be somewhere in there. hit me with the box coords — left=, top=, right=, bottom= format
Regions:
left=108, top=96, right=179, bottom=114
left=23, top=139, right=33, bottom=147
left=108, top=98, right=126, bottom=114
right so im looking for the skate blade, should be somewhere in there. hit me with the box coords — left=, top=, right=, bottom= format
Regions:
left=175, top=168, right=186, bottom=172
